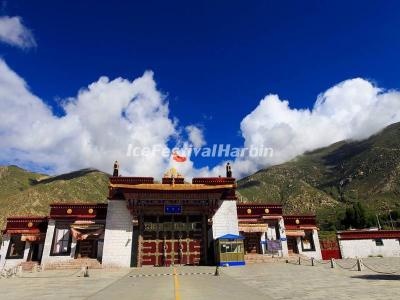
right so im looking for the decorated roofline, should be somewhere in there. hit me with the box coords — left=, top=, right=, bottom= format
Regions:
left=237, top=203, right=283, bottom=208
left=50, top=204, right=107, bottom=219
left=50, top=203, right=108, bottom=208
left=109, top=176, right=154, bottom=185
left=109, top=183, right=236, bottom=191
left=237, top=203, right=283, bottom=217
left=337, top=229, right=400, bottom=240
left=3, top=216, right=48, bottom=234
left=109, top=176, right=236, bottom=186
left=5, top=216, right=48, bottom=220
left=192, top=177, right=236, bottom=185
left=283, top=215, right=317, bottom=229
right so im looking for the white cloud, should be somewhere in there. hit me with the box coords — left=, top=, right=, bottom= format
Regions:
left=0, top=59, right=180, bottom=178
left=185, top=125, right=205, bottom=148
left=0, top=16, right=36, bottom=48
left=230, top=78, right=400, bottom=178
left=1, top=57, right=400, bottom=180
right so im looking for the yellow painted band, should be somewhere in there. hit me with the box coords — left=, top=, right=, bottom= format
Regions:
left=173, top=267, right=181, bottom=300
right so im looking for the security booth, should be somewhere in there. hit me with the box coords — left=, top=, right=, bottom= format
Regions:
left=215, top=234, right=245, bottom=266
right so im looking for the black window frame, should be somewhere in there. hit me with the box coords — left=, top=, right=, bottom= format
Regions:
left=374, top=238, right=384, bottom=246
left=50, top=224, right=72, bottom=256
left=301, top=230, right=316, bottom=252
left=6, top=235, right=26, bottom=259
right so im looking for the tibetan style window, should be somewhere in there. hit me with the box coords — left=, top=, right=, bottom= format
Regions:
left=6, top=235, right=26, bottom=259
left=51, top=225, right=72, bottom=255
left=301, top=230, right=315, bottom=251
left=374, top=239, right=384, bottom=246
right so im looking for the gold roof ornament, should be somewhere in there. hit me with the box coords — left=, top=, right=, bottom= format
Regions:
left=163, top=167, right=183, bottom=178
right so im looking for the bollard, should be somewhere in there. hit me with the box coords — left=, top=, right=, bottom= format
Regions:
left=357, top=258, right=363, bottom=271
left=285, top=259, right=289, bottom=264
left=311, top=257, right=315, bottom=266
left=214, top=265, right=220, bottom=276
left=298, top=257, right=301, bottom=265
left=330, top=258, right=335, bottom=269
left=17, top=266, right=23, bottom=277
left=81, top=266, right=89, bottom=277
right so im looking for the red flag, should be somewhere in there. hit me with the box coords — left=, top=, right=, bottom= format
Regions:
left=172, top=151, right=187, bottom=162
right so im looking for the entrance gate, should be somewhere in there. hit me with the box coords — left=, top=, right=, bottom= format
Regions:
left=140, top=215, right=203, bottom=266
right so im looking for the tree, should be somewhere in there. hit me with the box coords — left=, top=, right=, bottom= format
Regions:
left=341, top=202, right=374, bottom=229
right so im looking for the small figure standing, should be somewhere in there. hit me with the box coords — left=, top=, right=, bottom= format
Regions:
left=113, top=160, right=119, bottom=177
left=226, top=162, right=232, bottom=178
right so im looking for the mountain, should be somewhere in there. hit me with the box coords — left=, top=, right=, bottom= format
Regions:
left=0, top=166, right=109, bottom=232
left=1, top=122, right=399, bottom=232
left=237, top=122, right=400, bottom=229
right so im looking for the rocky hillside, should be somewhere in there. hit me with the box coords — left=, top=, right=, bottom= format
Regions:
left=1, top=122, right=399, bottom=232
left=0, top=166, right=109, bottom=231
left=238, top=122, right=400, bottom=227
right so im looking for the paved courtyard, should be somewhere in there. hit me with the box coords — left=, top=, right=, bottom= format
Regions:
left=0, top=258, right=399, bottom=300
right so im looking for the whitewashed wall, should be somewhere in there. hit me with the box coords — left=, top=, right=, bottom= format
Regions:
left=102, top=200, right=133, bottom=268
left=212, top=200, right=239, bottom=239
left=0, top=234, right=31, bottom=270
left=339, top=238, right=400, bottom=258
left=296, top=229, right=322, bottom=259
left=0, top=235, right=9, bottom=269
left=278, top=218, right=289, bottom=257
left=41, top=220, right=77, bottom=269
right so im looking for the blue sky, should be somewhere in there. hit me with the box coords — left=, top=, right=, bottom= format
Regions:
left=1, top=1, right=400, bottom=177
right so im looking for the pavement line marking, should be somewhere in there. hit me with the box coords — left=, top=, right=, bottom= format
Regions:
left=129, top=272, right=213, bottom=278
left=173, top=267, right=181, bottom=300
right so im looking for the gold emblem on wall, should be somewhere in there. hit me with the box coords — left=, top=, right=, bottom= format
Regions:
left=88, top=208, right=94, bottom=214
left=264, top=208, right=269, bottom=214
left=295, top=219, right=300, bottom=225
left=67, top=208, right=73, bottom=214
left=247, top=208, right=252, bottom=214
left=27, top=222, right=33, bottom=228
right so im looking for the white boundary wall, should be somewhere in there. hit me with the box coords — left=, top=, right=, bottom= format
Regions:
left=339, top=238, right=400, bottom=258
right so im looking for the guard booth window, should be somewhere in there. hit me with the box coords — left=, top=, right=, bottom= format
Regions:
left=215, top=234, right=245, bottom=266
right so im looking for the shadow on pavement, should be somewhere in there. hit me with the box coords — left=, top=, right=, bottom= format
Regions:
left=351, top=274, right=400, bottom=281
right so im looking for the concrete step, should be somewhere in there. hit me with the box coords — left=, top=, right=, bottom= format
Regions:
left=244, top=254, right=285, bottom=264
left=19, top=261, right=39, bottom=271
left=44, top=259, right=102, bottom=270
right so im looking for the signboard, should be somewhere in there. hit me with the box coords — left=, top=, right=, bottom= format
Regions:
left=164, top=204, right=182, bottom=214
left=144, top=222, right=197, bottom=231
left=267, top=240, right=282, bottom=251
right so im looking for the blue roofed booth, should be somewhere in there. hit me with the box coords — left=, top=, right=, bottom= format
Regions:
left=215, top=234, right=245, bottom=266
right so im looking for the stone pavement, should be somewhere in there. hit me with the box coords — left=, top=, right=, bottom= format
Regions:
left=0, top=258, right=399, bottom=300
left=224, top=257, right=400, bottom=300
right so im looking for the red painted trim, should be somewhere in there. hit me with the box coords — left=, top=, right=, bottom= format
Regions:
left=285, top=225, right=317, bottom=230
left=3, top=217, right=48, bottom=234
left=237, top=203, right=282, bottom=207
left=283, top=215, right=317, bottom=227
left=337, top=230, right=400, bottom=240
left=49, top=203, right=107, bottom=219
left=109, top=176, right=154, bottom=185
left=49, top=203, right=107, bottom=207
left=6, top=216, right=48, bottom=220
left=192, top=177, right=236, bottom=185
